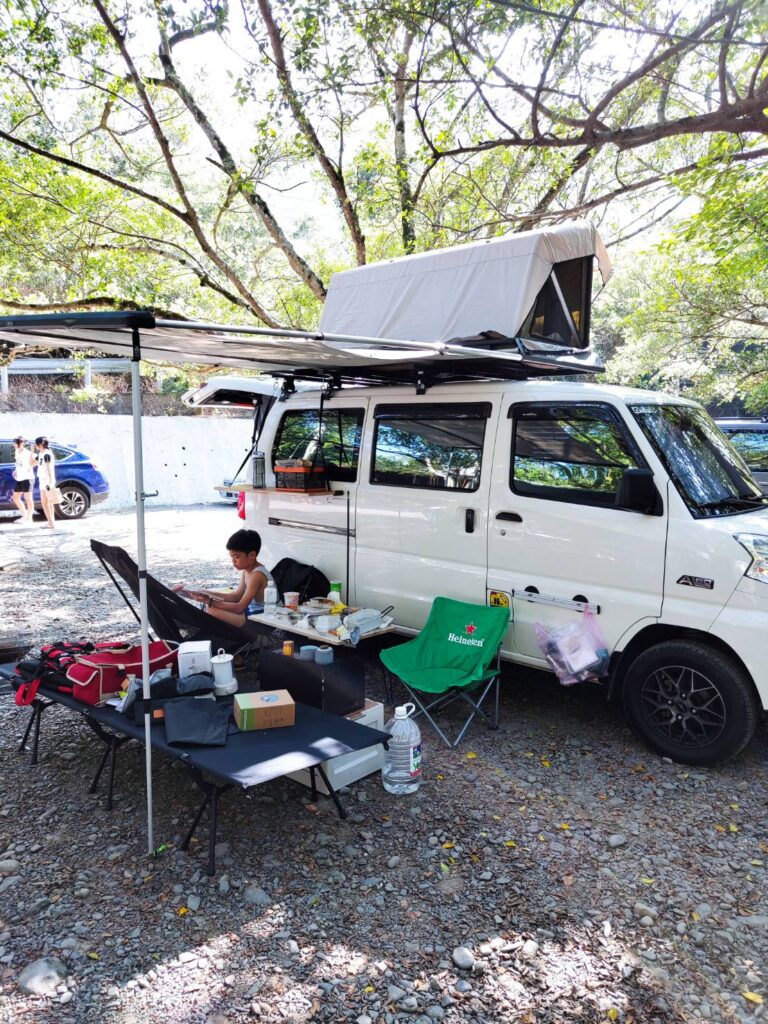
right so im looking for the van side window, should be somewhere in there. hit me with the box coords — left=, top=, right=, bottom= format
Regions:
left=272, top=408, right=364, bottom=482
left=372, top=402, right=490, bottom=491
left=511, top=403, right=643, bottom=506
left=0, top=443, right=13, bottom=465
left=726, top=430, right=768, bottom=471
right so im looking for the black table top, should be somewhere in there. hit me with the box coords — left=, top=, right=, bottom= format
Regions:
left=1, top=668, right=389, bottom=790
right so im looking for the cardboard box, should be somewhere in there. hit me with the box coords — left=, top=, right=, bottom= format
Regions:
left=178, top=640, right=212, bottom=679
left=234, top=689, right=295, bottom=731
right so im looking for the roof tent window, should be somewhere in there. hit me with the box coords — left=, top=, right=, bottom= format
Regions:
left=272, top=408, right=364, bottom=482
left=372, top=403, right=490, bottom=491
left=519, top=256, right=592, bottom=349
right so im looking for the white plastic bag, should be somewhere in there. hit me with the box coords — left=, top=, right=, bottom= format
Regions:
left=535, top=608, right=609, bottom=686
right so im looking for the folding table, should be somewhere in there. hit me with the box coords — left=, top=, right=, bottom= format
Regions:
left=2, top=673, right=390, bottom=874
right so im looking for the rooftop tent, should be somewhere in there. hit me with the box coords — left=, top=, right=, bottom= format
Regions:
left=319, top=220, right=612, bottom=353
left=0, top=221, right=609, bottom=387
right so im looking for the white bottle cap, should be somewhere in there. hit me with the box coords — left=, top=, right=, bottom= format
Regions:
left=394, top=702, right=416, bottom=719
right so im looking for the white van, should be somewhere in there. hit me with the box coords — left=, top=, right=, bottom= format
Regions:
left=186, top=224, right=768, bottom=766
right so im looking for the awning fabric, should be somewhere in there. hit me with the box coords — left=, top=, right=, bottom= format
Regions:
left=320, top=221, right=611, bottom=343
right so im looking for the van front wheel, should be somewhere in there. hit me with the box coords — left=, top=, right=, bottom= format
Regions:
left=622, top=640, right=759, bottom=766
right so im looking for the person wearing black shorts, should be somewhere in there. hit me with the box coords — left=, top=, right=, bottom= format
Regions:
left=12, top=436, right=35, bottom=523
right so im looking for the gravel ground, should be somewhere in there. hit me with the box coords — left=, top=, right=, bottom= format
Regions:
left=0, top=506, right=767, bottom=1024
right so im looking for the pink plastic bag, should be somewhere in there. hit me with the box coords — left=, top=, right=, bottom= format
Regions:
left=535, top=608, right=609, bottom=686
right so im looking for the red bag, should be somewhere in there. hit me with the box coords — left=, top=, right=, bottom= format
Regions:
left=67, top=640, right=177, bottom=706
left=237, top=491, right=246, bottom=520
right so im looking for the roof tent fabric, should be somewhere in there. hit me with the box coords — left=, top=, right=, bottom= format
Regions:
left=320, top=220, right=611, bottom=344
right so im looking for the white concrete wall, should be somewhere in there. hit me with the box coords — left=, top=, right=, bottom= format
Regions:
left=0, top=413, right=252, bottom=509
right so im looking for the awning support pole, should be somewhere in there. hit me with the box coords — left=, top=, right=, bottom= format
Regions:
left=131, top=326, right=154, bottom=856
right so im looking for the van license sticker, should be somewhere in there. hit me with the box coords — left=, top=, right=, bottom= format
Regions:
left=489, top=590, right=511, bottom=608
left=677, top=575, right=714, bottom=590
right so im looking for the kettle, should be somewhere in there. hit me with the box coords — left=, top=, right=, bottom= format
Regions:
left=211, top=648, right=238, bottom=696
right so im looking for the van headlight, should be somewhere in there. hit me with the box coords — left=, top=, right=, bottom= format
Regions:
left=735, top=534, right=768, bottom=583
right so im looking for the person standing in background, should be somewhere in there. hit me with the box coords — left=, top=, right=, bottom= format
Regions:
left=12, top=436, right=35, bottom=523
left=34, top=436, right=57, bottom=530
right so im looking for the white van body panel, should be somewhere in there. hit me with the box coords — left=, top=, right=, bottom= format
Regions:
left=248, top=378, right=768, bottom=712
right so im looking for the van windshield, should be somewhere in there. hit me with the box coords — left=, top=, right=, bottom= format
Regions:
left=629, top=403, right=768, bottom=518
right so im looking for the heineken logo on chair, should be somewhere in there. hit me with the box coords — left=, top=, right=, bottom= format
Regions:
left=447, top=622, right=486, bottom=648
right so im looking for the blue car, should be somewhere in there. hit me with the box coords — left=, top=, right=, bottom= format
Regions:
left=0, top=439, right=110, bottom=519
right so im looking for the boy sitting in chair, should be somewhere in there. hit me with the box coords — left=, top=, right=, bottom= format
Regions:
left=175, top=529, right=275, bottom=628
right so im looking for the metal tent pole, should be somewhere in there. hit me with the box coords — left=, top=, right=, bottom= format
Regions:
left=130, top=328, right=154, bottom=856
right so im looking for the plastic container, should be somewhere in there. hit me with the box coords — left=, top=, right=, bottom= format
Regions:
left=315, top=645, right=334, bottom=665
left=252, top=451, right=266, bottom=489
left=381, top=703, right=422, bottom=795
left=285, top=591, right=300, bottom=611
left=263, top=583, right=278, bottom=614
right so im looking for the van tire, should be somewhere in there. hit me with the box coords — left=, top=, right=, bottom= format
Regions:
left=622, top=640, right=759, bottom=766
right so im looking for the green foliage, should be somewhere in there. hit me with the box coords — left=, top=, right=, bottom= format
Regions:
left=597, top=141, right=768, bottom=412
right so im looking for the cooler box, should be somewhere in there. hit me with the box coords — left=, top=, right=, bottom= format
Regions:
left=287, top=699, right=386, bottom=794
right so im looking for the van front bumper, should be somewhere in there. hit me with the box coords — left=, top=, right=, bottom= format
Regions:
left=712, top=585, right=768, bottom=708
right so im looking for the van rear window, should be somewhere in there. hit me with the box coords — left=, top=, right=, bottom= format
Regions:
left=272, top=408, right=364, bottom=482
left=371, top=404, right=488, bottom=491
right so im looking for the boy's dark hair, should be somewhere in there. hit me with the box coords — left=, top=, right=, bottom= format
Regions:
left=226, top=528, right=261, bottom=554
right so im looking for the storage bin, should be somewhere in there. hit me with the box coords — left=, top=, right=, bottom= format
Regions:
left=287, top=700, right=386, bottom=794
left=259, top=650, right=365, bottom=717
left=274, top=464, right=327, bottom=492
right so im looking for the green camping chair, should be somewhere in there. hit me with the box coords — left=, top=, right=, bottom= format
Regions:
left=380, top=597, right=510, bottom=748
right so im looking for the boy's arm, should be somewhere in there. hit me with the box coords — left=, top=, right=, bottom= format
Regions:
left=209, top=572, right=265, bottom=614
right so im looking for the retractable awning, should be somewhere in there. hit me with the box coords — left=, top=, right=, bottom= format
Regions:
left=0, top=311, right=602, bottom=385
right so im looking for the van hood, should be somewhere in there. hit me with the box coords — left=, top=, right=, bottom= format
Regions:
left=704, top=504, right=768, bottom=538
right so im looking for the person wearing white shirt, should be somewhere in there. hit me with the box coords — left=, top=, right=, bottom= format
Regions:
left=12, top=436, right=35, bottom=523
left=34, top=436, right=57, bottom=530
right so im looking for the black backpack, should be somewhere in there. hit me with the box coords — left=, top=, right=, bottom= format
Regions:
left=269, top=559, right=331, bottom=604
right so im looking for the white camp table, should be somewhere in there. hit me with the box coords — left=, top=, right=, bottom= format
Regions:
left=247, top=609, right=397, bottom=647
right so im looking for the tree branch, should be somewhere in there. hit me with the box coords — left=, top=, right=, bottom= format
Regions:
left=252, top=0, right=367, bottom=265
left=152, top=0, right=328, bottom=299
left=0, top=296, right=187, bottom=319
left=0, top=127, right=187, bottom=220
left=91, top=0, right=286, bottom=326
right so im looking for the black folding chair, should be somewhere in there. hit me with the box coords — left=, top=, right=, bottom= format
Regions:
left=90, top=539, right=266, bottom=656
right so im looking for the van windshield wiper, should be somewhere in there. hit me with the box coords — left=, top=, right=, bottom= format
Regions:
left=697, top=495, right=767, bottom=511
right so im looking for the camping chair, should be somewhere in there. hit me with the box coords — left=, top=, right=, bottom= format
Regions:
left=380, top=597, right=509, bottom=748
left=90, top=539, right=266, bottom=656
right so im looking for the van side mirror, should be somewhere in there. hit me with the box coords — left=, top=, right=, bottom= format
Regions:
left=615, top=468, right=661, bottom=514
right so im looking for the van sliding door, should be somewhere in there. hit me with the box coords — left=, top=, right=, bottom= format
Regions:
left=355, top=398, right=498, bottom=628
left=253, top=398, right=368, bottom=596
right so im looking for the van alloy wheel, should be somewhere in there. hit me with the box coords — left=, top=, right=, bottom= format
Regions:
left=623, top=639, right=759, bottom=766
left=639, top=665, right=726, bottom=748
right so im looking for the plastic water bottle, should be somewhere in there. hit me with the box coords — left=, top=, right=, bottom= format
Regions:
left=382, top=703, right=422, bottom=795
left=263, top=583, right=278, bottom=614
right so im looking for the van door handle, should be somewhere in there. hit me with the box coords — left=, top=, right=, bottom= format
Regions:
left=496, top=511, right=522, bottom=523
left=465, top=509, right=475, bottom=533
